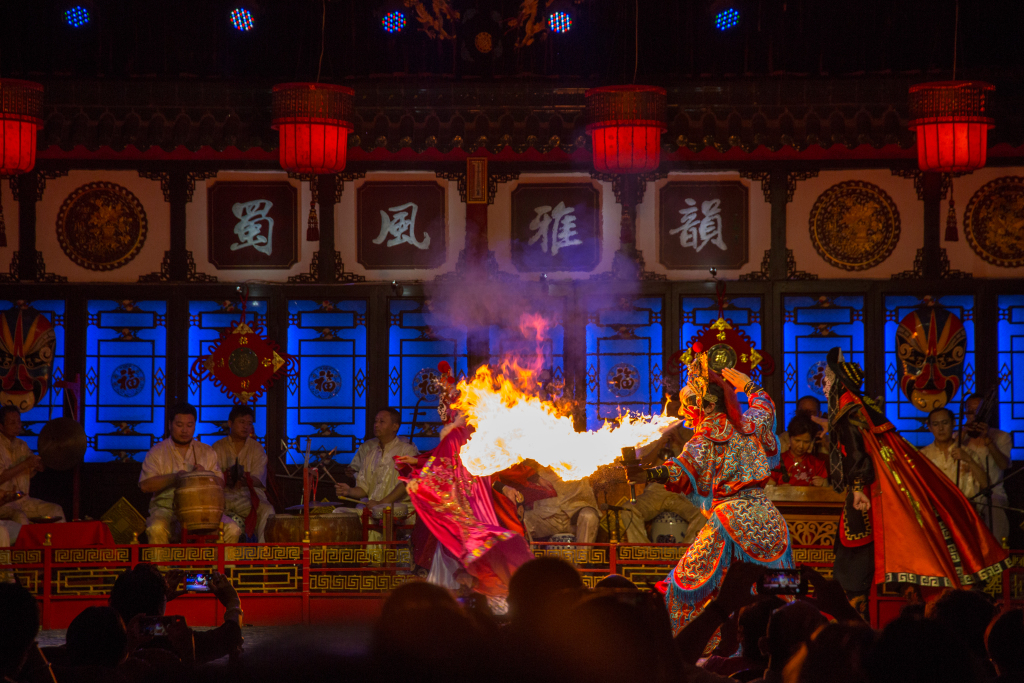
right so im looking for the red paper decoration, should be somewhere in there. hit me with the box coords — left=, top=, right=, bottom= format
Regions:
left=585, top=85, right=666, bottom=174
left=272, top=83, right=355, bottom=174
left=909, top=81, right=994, bottom=173
left=0, top=79, right=43, bottom=175
left=191, top=320, right=288, bottom=404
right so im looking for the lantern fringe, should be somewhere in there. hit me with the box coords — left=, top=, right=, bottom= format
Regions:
left=306, top=180, right=320, bottom=242
left=945, top=198, right=959, bottom=242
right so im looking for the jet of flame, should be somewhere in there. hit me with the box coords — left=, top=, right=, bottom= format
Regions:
left=452, top=314, right=680, bottom=481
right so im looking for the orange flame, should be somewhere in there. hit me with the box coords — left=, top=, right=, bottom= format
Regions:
left=453, top=314, right=680, bottom=480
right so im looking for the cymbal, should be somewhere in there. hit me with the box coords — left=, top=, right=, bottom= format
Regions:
left=38, top=417, right=87, bottom=471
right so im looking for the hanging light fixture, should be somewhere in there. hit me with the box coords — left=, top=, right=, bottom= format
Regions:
left=908, top=0, right=993, bottom=174
left=585, top=85, right=666, bottom=174
left=272, top=83, right=354, bottom=174
left=909, top=81, right=994, bottom=173
left=0, top=79, right=44, bottom=175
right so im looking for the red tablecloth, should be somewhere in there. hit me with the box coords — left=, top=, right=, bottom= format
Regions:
left=13, top=521, right=115, bottom=549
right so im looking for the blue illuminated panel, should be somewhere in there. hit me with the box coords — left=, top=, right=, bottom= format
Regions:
left=187, top=300, right=268, bottom=447
left=585, top=297, right=664, bottom=431
left=884, top=295, right=975, bottom=448
left=388, top=299, right=468, bottom=452
left=998, top=295, right=1024, bottom=461
left=782, top=296, right=865, bottom=431
left=286, top=300, right=367, bottom=465
left=84, top=301, right=167, bottom=462
left=0, top=300, right=65, bottom=454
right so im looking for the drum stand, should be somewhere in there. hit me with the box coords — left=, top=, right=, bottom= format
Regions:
left=181, top=523, right=223, bottom=544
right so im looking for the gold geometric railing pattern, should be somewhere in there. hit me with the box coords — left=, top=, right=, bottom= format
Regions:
left=309, top=572, right=412, bottom=593
left=141, top=547, right=218, bottom=563
left=309, top=546, right=412, bottom=566
left=616, top=545, right=687, bottom=562
left=53, top=568, right=126, bottom=595
left=533, top=545, right=609, bottom=566
left=54, top=548, right=131, bottom=564
left=225, top=564, right=301, bottom=593
left=225, top=545, right=302, bottom=562
left=787, top=520, right=838, bottom=546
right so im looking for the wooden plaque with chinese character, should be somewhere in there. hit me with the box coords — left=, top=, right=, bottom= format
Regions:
left=510, top=183, right=602, bottom=272
left=658, top=181, right=748, bottom=270
left=357, top=181, right=448, bottom=269
left=207, top=181, right=299, bottom=269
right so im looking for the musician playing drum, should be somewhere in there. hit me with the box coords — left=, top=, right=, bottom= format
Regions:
left=213, top=405, right=274, bottom=542
left=139, top=403, right=242, bottom=544
left=0, top=405, right=65, bottom=525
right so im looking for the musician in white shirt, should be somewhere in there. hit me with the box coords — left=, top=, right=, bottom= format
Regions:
left=0, top=406, right=65, bottom=525
left=139, top=404, right=242, bottom=544
left=213, top=405, right=274, bottom=542
left=959, top=393, right=1012, bottom=544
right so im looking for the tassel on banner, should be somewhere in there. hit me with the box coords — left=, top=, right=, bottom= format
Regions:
left=945, top=197, right=959, bottom=242
left=306, top=179, right=320, bottom=242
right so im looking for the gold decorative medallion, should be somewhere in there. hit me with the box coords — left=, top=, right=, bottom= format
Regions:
left=809, top=181, right=901, bottom=270
left=963, top=176, right=1024, bottom=268
left=56, top=182, right=148, bottom=270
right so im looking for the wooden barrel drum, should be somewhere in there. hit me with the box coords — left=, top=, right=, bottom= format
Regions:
left=174, top=471, right=226, bottom=533
left=265, top=511, right=363, bottom=543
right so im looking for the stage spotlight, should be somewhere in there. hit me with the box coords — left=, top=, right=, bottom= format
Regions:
left=710, top=0, right=740, bottom=30
left=64, top=4, right=91, bottom=28
left=549, top=10, right=572, bottom=33
left=230, top=7, right=255, bottom=32
left=381, top=10, right=406, bottom=34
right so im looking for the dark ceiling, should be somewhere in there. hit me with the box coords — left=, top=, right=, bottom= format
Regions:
left=1, top=0, right=1021, bottom=83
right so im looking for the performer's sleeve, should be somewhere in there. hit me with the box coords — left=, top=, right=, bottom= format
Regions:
left=663, top=439, right=714, bottom=508
left=139, top=447, right=166, bottom=483
left=250, top=442, right=269, bottom=487
left=834, top=412, right=875, bottom=488
left=742, top=386, right=779, bottom=463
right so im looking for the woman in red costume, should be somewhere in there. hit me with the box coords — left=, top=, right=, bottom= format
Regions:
left=397, top=414, right=534, bottom=599
left=824, top=347, right=1009, bottom=603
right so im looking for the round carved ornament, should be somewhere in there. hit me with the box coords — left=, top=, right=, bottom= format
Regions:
left=808, top=181, right=901, bottom=271
left=963, top=176, right=1024, bottom=268
left=56, top=182, right=148, bottom=271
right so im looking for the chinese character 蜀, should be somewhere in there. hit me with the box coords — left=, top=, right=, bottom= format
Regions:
left=527, top=201, right=582, bottom=256
left=374, top=202, right=431, bottom=250
left=669, top=198, right=726, bottom=252
left=230, top=199, right=275, bottom=255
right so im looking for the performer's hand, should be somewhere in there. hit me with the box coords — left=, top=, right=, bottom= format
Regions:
left=344, top=465, right=356, bottom=479
left=163, top=616, right=196, bottom=664
left=193, top=463, right=206, bottom=472
left=22, top=455, right=43, bottom=473
left=395, top=455, right=419, bottom=466
left=209, top=571, right=241, bottom=612
left=853, top=490, right=871, bottom=511
left=164, top=569, right=187, bottom=602
left=811, top=477, right=827, bottom=487
left=367, top=499, right=382, bottom=508
left=810, top=415, right=829, bottom=431
left=721, top=367, right=752, bottom=391
left=335, top=482, right=352, bottom=498
left=503, top=487, right=524, bottom=505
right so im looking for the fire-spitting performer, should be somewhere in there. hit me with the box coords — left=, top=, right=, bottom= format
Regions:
left=823, top=347, right=1008, bottom=604
left=625, top=344, right=792, bottom=637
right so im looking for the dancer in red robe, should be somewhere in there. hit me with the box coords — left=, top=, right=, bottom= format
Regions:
left=824, top=347, right=1009, bottom=599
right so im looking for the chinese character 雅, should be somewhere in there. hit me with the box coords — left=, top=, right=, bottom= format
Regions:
left=374, top=202, right=430, bottom=250
left=669, top=198, right=726, bottom=252
left=527, top=201, right=582, bottom=256
left=230, top=199, right=274, bottom=256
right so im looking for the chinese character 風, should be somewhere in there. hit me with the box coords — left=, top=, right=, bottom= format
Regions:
left=230, top=199, right=275, bottom=255
left=670, top=198, right=727, bottom=252
left=527, top=201, right=582, bottom=256
left=374, top=202, right=431, bottom=250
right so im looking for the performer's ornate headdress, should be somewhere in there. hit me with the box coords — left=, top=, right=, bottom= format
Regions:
left=680, top=342, right=745, bottom=431
left=432, top=361, right=459, bottom=424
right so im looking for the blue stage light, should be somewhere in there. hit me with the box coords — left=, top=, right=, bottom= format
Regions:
left=381, top=10, right=406, bottom=34
left=715, top=7, right=740, bottom=30
left=549, top=10, right=572, bottom=34
left=64, top=5, right=90, bottom=28
left=230, top=8, right=255, bottom=32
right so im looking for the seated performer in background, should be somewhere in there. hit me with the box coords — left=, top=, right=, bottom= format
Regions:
left=523, top=466, right=600, bottom=543
left=213, top=405, right=274, bottom=542
left=823, top=348, right=1008, bottom=605
left=960, top=393, right=1012, bottom=544
left=920, top=407, right=986, bottom=500
left=777, top=395, right=829, bottom=456
left=771, top=415, right=828, bottom=487
left=617, top=436, right=706, bottom=544
left=0, top=405, right=65, bottom=524
left=139, top=403, right=242, bottom=543
left=626, top=347, right=792, bottom=640
left=335, top=408, right=418, bottom=545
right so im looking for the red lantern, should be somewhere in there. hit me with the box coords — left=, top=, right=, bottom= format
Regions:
left=585, top=85, right=666, bottom=174
left=0, top=79, right=44, bottom=175
left=272, top=83, right=354, bottom=174
left=908, top=81, right=994, bottom=173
